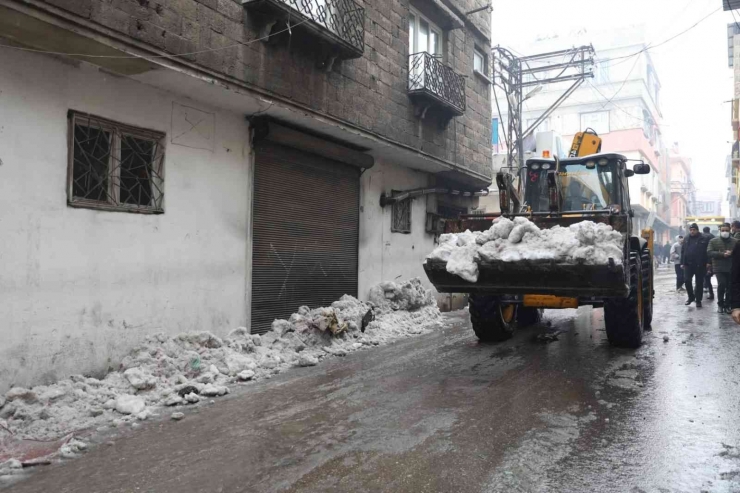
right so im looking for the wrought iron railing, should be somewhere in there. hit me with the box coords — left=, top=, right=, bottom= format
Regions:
left=408, top=52, right=466, bottom=114
left=274, top=0, right=365, bottom=54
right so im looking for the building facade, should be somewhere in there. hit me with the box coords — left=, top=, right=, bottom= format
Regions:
left=669, top=147, right=694, bottom=237
left=0, top=0, right=492, bottom=390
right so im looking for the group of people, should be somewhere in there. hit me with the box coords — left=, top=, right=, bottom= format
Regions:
left=670, top=222, right=740, bottom=314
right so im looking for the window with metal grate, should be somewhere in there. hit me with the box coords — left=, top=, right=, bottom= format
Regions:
left=67, top=111, right=165, bottom=213
left=391, top=197, right=412, bottom=233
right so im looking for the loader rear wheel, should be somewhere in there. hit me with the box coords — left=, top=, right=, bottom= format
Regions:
left=641, top=248, right=653, bottom=330
left=517, top=308, right=543, bottom=327
left=469, top=295, right=516, bottom=342
left=603, top=251, right=643, bottom=348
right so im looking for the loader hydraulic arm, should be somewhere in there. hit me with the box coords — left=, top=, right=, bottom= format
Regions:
left=496, top=171, right=522, bottom=214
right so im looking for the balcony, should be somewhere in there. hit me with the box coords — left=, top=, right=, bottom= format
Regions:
left=243, top=0, right=365, bottom=60
left=408, top=52, right=466, bottom=118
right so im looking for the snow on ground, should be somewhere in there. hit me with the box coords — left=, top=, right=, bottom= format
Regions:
left=0, top=279, right=441, bottom=476
left=427, top=217, right=624, bottom=283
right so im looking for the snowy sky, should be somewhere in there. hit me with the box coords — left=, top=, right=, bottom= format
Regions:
left=490, top=0, right=734, bottom=196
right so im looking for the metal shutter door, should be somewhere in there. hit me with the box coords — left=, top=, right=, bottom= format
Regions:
left=251, top=142, right=360, bottom=334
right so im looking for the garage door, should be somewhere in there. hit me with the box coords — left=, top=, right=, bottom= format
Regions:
left=251, top=141, right=360, bottom=334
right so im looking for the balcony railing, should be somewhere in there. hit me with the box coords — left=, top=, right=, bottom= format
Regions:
left=244, top=0, right=365, bottom=59
left=408, top=52, right=466, bottom=116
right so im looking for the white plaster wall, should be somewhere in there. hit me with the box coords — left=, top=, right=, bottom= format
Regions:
left=0, top=49, right=251, bottom=391
left=358, top=159, right=438, bottom=299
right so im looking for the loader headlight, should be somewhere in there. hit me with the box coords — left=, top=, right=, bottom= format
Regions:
left=585, top=160, right=596, bottom=169
left=530, top=163, right=541, bottom=170
left=541, top=163, right=552, bottom=170
left=598, top=158, right=609, bottom=166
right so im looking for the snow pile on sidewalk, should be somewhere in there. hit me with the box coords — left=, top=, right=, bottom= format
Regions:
left=0, top=279, right=440, bottom=465
left=427, top=217, right=624, bottom=283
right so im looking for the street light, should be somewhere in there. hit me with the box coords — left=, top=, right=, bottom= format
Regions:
left=523, top=85, right=543, bottom=102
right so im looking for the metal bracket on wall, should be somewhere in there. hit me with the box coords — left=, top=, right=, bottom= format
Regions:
left=415, top=104, right=432, bottom=120
left=259, top=19, right=280, bottom=44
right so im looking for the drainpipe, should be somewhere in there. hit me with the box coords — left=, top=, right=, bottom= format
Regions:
left=380, top=187, right=490, bottom=207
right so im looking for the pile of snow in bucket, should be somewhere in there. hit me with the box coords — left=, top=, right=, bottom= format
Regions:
left=426, top=217, right=624, bottom=283
left=0, top=279, right=440, bottom=472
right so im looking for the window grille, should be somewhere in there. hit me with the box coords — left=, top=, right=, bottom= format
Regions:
left=68, top=111, right=165, bottom=213
left=391, top=198, right=412, bottom=233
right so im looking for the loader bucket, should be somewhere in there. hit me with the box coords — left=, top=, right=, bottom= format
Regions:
left=423, top=259, right=628, bottom=299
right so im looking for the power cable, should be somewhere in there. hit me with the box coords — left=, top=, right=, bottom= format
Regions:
left=596, top=6, right=721, bottom=65
left=492, top=84, right=510, bottom=149
left=0, top=18, right=310, bottom=60
left=587, top=80, right=669, bottom=127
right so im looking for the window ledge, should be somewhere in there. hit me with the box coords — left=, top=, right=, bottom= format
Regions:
left=68, top=199, right=164, bottom=214
left=473, top=69, right=492, bottom=85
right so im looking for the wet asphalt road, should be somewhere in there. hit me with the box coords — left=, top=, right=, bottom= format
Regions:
left=7, top=268, right=740, bottom=493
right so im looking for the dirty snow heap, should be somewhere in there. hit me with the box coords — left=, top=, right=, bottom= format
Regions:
left=0, top=278, right=440, bottom=467
left=426, top=217, right=624, bottom=283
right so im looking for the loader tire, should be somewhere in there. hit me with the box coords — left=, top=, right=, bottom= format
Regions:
left=517, top=308, right=543, bottom=327
left=469, top=295, right=516, bottom=342
left=603, top=251, right=643, bottom=348
left=641, top=248, right=653, bottom=330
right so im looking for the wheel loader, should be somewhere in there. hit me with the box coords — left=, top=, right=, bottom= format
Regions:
left=423, top=131, right=655, bottom=348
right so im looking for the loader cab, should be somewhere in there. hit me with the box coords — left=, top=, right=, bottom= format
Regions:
left=523, top=154, right=648, bottom=214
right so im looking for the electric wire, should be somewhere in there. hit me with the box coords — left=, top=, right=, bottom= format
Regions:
left=596, top=5, right=721, bottom=65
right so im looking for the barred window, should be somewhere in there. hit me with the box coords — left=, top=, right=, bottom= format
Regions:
left=391, top=197, right=412, bottom=233
left=68, top=111, right=165, bottom=213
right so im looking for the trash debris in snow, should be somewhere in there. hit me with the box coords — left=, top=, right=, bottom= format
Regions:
left=533, top=330, right=562, bottom=343
left=663, top=336, right=670, bottom=343
left=427, top=217, right=624, bottom=282
left=0, top=278, right=440, bottom=466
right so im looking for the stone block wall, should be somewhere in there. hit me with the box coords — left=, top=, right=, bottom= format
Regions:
left=42, top=0, right=493, bottom=181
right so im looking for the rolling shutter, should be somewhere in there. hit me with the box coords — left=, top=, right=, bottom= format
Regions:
left=251, top=141, right=360, bottom=334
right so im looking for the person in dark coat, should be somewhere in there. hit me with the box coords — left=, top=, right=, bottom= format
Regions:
left=733, top=221, right=740, bottom=241
left=662, top=241, right=672, bottom=265
left=730, top=239, right=740, bottom=323
left=703, top=227, right=715, bottom=300
left=681, top=223, right=710, bottom=307
left=708, top=223, right=737, bottom=313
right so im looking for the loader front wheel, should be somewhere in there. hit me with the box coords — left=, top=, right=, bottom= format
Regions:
left=517, top=308, right=543, bottom=327
left=469, top=295, right=516, bottom=342
left=603, top=251, right=643, bottom=348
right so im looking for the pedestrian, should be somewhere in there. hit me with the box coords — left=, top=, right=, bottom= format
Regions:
left=681, top=223, right=710, bottom=307
left=707, top=223, right=737, bottom=313
left=704, top=227, right=715, bottom=301
left=671, top=235, right=685, bottom=292
left=662, top=241, right=672, bottom=265
left=733, top=220, right=740, bottom=241
left=731, top=239, right=740, bottom=324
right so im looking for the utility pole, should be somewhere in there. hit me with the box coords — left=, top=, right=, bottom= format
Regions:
left=492, top=45, right=596, bottom=195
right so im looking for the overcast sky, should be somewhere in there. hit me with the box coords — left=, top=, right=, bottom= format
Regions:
left=490, top=0, right=733, bottom=197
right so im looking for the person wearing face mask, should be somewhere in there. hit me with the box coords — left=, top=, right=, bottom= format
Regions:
left=681, top=224, right=710, bottom=307
left=707, top=223, right=737, bottom=313
left=671, top=235, right=685, bottom=291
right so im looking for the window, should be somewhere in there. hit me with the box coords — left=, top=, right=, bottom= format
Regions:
left=474, top=47, right=487, bottom=76
left=408, top=9, right=442, bottom=57
left=580, top=111, right=610, bottom=134
left=526, top=117, right=550, bottom=133
left=68, top=111, right=165, bottom=213
left=391, top=197, right=412, bottom=233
